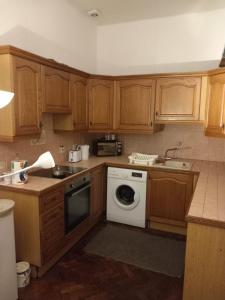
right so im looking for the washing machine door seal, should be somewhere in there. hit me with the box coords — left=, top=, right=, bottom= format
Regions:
left=113, top=184, right=140, bottom=210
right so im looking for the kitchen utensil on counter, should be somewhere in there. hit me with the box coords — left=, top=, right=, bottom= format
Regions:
left=105, top=133, right=111, bottom=140
left=81, top=145, right=90, bottom=160
left=110, top=134, right=116, bottom=140
left=11, top=160, right=28, bottom=184
left=69, top=145, right=82, bottom=163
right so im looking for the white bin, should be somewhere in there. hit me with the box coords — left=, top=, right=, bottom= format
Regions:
left=0, top=199, right=18, bottom=300
left=16, top=261, right=31, bottom=288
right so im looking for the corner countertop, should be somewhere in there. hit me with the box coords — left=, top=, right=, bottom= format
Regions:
left=186, top=160, right=225, bottom=228
left=0, top=155, right=224, bottom=229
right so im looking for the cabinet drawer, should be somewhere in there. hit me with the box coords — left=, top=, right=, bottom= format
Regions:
left=39, top=188, right=64, bottom=213
left=41, top=203, right=64, bottom=227
left=42, top=237, right=65, bottom=264
left=40, top=203, right=65, bottom=263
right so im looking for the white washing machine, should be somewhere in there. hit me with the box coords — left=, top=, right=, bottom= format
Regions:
left=107, top=167, right=147, bottom=228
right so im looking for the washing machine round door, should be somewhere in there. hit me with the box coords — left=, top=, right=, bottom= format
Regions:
left=114, top=184, right=140, bottom=210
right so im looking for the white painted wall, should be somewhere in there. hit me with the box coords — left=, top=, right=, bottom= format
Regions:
left=97, top=9, right=225, bottom=75
left=0, top=0, right=97, bottom=73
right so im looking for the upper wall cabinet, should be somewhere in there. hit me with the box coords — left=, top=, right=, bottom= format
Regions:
left=41, top=66, right=71, bottom=114
left=88, top=79, right=114, bottom=131
left=115, top=79, right=160, bottom=133
left=155, top=77, right=206, bottom=123
left=0, top=55, right=41, bottom=141
left=205, top=73, right=225, bottom=137
left=53, top=74, right=88, bottom=131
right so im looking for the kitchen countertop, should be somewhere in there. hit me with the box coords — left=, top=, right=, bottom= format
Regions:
left=0, top=155, right=224, bottom=229
left=186, top=160, right=225, bottom=228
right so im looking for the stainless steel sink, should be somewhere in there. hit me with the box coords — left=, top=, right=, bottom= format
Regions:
left=153, top=160, right=192, bottom=171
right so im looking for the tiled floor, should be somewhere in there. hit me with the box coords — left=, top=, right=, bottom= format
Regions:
left=19, top=224, right=183, bottom=300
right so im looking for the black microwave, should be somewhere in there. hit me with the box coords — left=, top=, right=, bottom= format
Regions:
left=93, top=140, right=122, bottom=156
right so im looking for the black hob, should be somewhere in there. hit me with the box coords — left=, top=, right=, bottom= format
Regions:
left=30, top=165, right=87, bottom=179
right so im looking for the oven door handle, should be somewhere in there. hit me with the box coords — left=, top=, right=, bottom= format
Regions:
left=70, top=184, right=91, bottom=197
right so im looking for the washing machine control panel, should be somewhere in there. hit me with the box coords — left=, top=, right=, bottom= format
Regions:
left=131, top=172, right=142, bottom=178
left=108, top=167, right=147, bottom=182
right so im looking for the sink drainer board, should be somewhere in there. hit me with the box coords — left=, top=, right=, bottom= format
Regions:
left=85, top=224, right=186, bottom=278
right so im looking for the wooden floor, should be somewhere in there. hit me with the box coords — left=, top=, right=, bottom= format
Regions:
left=19, top=224, right=183, bottom=300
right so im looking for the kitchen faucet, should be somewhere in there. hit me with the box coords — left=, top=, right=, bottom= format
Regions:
left=164, top=147, right=179, bottom=159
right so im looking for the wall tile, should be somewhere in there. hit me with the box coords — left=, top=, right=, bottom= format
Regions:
left=0, top=114, right=90, bottom=171
left=119, top=124, right=225, bottom=162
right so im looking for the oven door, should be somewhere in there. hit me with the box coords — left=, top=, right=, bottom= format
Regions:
left=65, top=182, right=91, bottom=234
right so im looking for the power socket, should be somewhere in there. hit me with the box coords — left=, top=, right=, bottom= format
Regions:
left=59, top=145, right=65, bottom=153
left=176, top=141, right=183, bottom=148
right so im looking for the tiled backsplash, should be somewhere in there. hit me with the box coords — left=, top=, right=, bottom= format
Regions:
left=1, top=121, right=224, bottom=171
left=0, top=114, right=91, bottom=171
left=119, top=125, right=225, bottom=162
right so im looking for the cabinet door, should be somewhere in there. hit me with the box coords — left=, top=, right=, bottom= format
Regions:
left=148, top=171, right=193, bottom=225
left=115, top=79, right=155, bottom=131
left=91, top=167, right=105, bottom=219
left=205, top=73, right=225, bottom=137
left=155, top=77, right=201, bottom=121
left=88, top=79, right=114, bottom=130
left=71, top=75, right=88, bottom=130
left=42, top=66, right=71, bottom=113
left=13, top=57, right=41, bottom=135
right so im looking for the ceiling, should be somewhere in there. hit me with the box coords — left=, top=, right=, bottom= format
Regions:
left=69, top=0, right=225, bottom=25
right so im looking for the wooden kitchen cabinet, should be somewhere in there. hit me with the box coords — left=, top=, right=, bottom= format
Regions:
left=91, top=166, right=106, bottom=219
left=41, top=66, right=71, bottom=113
left=0, top=186, right=64, bottom=269
left=115, top=79, right=159, bottom=133
left=0, top=166, right=107, bottom=277
left=39, top=188, right=65, bottom=263
left=155, top=76, right=203, bottom=122
left=205, top=72, right=225, bottom=137
left=53, top=74, right=88, bottom=131
left=88, top=79, right=114, bottom=131
left=147, top=170, right=194, bottom=230
left=0, top=55, right=41, bottom=141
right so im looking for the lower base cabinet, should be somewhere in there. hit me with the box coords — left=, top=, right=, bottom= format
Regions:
left=147, top=170, right=194, bottom=230
left=90, top=166, right=106, bottom=219
left=0, top=168, right=107, bottom=277
left=39, top=188, right=65, bottom=264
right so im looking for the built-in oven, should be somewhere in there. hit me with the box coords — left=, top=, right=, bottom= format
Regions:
left=64, top=174, right=91, bottom=234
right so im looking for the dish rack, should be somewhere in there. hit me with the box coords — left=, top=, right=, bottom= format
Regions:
left=128, top=153, right=159, bottom=166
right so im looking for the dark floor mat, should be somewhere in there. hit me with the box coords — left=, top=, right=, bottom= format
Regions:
left=85, top=224, right=186, bottom=278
